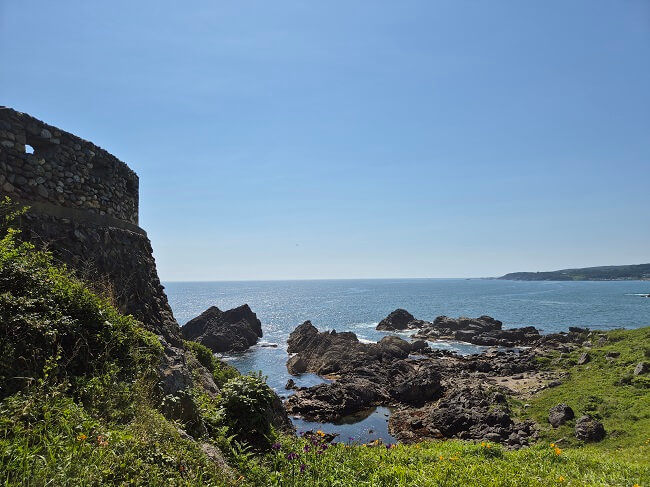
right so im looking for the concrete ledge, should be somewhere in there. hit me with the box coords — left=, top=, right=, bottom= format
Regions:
left=18, top=199, right=147, bottom=236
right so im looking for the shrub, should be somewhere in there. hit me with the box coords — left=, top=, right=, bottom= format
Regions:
left=219, top=373, right=276, bottom=449
left=184, top=340, right=239, bottom=388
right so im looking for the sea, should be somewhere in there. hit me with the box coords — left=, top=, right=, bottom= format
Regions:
left=165, top=279, right=650, bottom=444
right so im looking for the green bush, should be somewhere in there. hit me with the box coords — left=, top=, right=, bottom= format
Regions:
left=184, top=340, right=239, bottom=388
left=219, top=373, right=276, bottom=449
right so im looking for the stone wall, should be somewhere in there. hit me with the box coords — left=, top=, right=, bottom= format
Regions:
left=0, top=107, right=138, bottom=224
left=0, top=107, right=190, bottom=395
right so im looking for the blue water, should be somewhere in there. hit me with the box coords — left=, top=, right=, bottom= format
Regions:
left=165, top=279, right=650, bottom=443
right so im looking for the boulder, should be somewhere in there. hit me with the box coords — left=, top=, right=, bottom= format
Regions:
left=577, top=352, right=590, bottom=365
left=181, top=304, right=262, bottom=353
left=575, top=416, right=605, bottom=442
left=376, top=309, right=417, bottom=331
left=634, top=362, right=649, bottom=376
left=548, top=403, right=574, bottom=427
left=286, top=321, right=411, bottom=375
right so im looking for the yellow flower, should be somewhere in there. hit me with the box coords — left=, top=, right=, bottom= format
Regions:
left=316, top=430, right=325, bottom=437
left=550, top=443, right=555, bottom=448
left=558, top=475, right=565, bottom=482
left=439, top=455, right=444, bottom=461
left=486, top=444, right=491, bottom=449
left=632, top=484, right=640, bottom=487
left=554, top=447, right=562, bottom=456
left=415, top=444, right=420, bottom=449
left=76, top=434, right=87, bottom=441
left=481, top=442, right=486, bottom=447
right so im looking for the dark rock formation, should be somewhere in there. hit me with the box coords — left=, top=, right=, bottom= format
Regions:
left=376, top=308, right=417, bottom=331
left=548, top=403, right=574, bottom=427
left=284, top=322, right=443, bottom=421
left=284, top=322, right=544, bottom=448
left=411, top=314, right=543, bottom=347
left=575, top=416, right=605, bottom=442
left=389, top=383, right=536, bottom=447
left=182, top=304, right=263, bottom=353
left=286, top=321, right=411, bottom=375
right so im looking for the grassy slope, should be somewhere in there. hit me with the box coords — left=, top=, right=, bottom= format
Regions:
left=516, top=327, right=650, bottom=460
left=1, top=200, right=648, bottom=486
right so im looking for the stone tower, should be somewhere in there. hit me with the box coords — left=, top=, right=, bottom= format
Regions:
left=0, top=107, right=189, bottom=393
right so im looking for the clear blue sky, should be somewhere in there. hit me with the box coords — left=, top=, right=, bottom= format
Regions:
left=1, top=1, right=649, bottom=280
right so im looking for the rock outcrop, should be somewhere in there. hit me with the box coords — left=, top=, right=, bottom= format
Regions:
left=575, top=416, right=605, bottom=442
left=389, top=384, right=536, bottom=447
left=548, top=403, right=574, bottom=428
left=376, top=308, right=417, bottom=331
left=284, top=322, right=543, bottom=447
left=411, top=315, right=541, bottom=347
left=182, top=304, right=263, bottom=353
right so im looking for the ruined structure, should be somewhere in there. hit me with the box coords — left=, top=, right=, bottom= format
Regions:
left=0, top=107, right=189, bottom=394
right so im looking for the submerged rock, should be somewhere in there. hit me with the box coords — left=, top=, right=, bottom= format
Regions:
left=181, top=304, right=263, bottom=353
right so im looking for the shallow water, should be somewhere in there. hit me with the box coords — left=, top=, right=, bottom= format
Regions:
left=165, top=278, right=650, bottom=443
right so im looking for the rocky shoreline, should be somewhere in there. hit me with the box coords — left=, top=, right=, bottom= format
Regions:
left=283, top=309, right=599, bottom=448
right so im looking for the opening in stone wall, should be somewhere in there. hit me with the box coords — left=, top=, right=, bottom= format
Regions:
left=25, top=144, right=34, bottom=154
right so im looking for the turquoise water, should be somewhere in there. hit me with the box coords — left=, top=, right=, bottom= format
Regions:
left=165, top=279, right=650, bottom=443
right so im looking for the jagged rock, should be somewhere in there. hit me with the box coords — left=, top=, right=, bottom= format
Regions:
left=577, top=352, right=590, bottom=365
left=634, top=362, right=649, bottom=375
left=575, top=416, right=605, bottom=442
left=389, top=383, right=536, bottom=447
left=285, top=379, right=297, bottom=390
left=181, top=304, right=262, bottom=353
left=285, top=378, right=384, bottom=421
left=286, top=321, right=410, bottom=375
left=376, top=309, right=418, bottom=331
left=605, top=351, right=620, bottom=359
left=412, top=315, right=543, bottom=347
left=548, top=403, right=574, bottom=427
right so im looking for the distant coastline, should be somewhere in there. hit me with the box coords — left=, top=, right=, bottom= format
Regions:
left=498, top=263, right=650, bottom=281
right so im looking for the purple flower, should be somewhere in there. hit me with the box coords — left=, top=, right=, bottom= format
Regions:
left=300, top=464, right=307, bottom=473
left=386, top=443, right=393, bottom=450
left=286, top=452, right=298, bottom=461
left=303, top=445, right=311, bottom=453
left=272, top=443, right=282, bottom=450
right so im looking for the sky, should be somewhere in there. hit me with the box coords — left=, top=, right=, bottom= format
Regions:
left=1, top=1, right=649, bottom=280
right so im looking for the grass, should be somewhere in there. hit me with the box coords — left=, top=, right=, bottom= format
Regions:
left=512, top=327, right=650, bottom=464
left=1, top=197, right=648, bottom=486
left=247, top=435, right=648, bottom=486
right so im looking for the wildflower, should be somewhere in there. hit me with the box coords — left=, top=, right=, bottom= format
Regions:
left=286, top=452, right=298, bottom=461
left=633, top=484, right=640, bottom=487
left=272, top=442, right=282, bottom=450
left=558, top=476, right=565, bottom=482
left=550, top=443, right=555, bottom=448
left=439, top=455, right=444, bottom=461
left=316, top=430, right=325, bottom=437
left=97, top=435, right=109, bottom=447
left=481, top=442, right=486, bottom=447
left=415, top=444, right=421, bottom=449
left=300, top=464, right=307, bottom=473
left=386, top=443, right=393, bottom=449
left=486, top=444, right=491, bottom=449
left=77, top=434, right=87, bottom=442
left=303, top=445, right=311, bottom=453
left=554, top=447, right=562, bottom=456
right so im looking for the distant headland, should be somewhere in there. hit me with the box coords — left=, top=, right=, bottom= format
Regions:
left=498, top=263, right=650, bottom=281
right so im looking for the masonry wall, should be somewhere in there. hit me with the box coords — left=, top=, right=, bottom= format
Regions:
left=0, top=108, right=139, bottom=224
left=0, top=108, right=186, bottom=376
